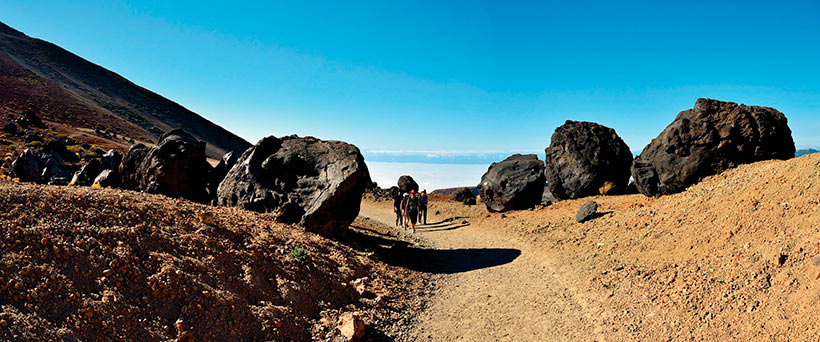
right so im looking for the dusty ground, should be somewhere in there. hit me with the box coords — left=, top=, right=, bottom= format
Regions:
left=3, top=152, right=820, bottom=341
left=0, top=181, right=417, bottom=341
left=359, top=153, right=820, bottom=341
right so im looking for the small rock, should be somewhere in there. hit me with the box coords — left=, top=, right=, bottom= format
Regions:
left=337, top=312, right=365, bottom=340
left=499, top=213, right=506, bottom=219
left=576, top=201, right=599, bottom=222
left=435, top=210, right=440, bottom=215
left=461, top=220, right=468, bottom=224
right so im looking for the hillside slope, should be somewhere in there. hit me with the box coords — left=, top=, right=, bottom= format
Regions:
left=0, top=21, right=250, bottom=158
left=0, top=181, right=418, bottom=341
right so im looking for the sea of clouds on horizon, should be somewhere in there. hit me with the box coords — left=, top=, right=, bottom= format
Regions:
left=362, top=150, right=537, bottom=190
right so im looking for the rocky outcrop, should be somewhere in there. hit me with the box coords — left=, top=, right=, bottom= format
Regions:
left=632, top=98, right=795, bottom=196
left=119, top=143, right=149, bottom=190
left=207, top=151, right=238, bottom=199
left=216, top=135, right=371, bottom=235
left=397, top=175, right=419, bottom=193
left=70, top=159, right=104, bottom=186
left=43, top=139, right=80, bottom=163
left=3, top=122, right=16, bottom=135
left=100, top=149, right=122, bottom=171
left=453, top=187, right=477, bottom=205
left=93, top=169, right=118, bottom=188
left=479, top=154, right=546, bottom=212
left=10, top=149, right=41, bottom=182
left=544, top=121, right=633, bottom=199
left=137, top=129, right=212, bottom=203
left=38, top=152, right=72, bottom=185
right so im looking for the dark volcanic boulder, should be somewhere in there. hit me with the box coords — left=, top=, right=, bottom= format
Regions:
left=479, top=154, right=546, bottom=212
left=10, top=149, right=41, bottom=182
left=119, top=143, right=149, bottom=190
left=21, top=110, right=45, bottom=128
left=452, top=187, right=477, bottom=205
left=137, top=129, right=211, bottom=203
left=38, top=152, right=71, bottom=185
left=3, top=122, right=16, bottom=135
left=216, top=135, right=371, bottom=235
left=544, top=121, right=633, bottom=199
left=43, top=139, right=80, bottom=163
left=207, top=151, right=238, bottom=198
left=70, top=159, right=104, bottom=186
left=632, top=98, right=795, bottom=197
left=93, top=169, right=119, bottom=188
left=397, top=175, right=419, bottom=193
left=100, top=149, right=122, bottom=171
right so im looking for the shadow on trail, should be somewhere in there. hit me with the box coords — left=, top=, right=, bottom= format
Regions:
left=389, top=245, right=521, bottom=274
left=345, top=226, right=520, bottom=274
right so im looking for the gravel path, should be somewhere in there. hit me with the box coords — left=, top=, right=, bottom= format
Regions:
left=358, top=200, right=603, bottom=341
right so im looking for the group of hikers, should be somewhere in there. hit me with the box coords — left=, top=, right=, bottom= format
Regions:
left=392, top=189, right=428, bottom=233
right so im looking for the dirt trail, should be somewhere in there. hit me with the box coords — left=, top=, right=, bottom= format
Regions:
left=358, top=200, right=604, bottom=341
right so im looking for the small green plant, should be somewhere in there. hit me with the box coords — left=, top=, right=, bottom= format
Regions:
left=85, top=145, right=106, bottom=158
left=66, top=145, right=85, bottom=155
left=291, top=246, right=309, bottom=264
left=24, top=140, right=42, bottom=148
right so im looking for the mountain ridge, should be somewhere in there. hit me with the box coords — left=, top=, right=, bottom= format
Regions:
left=0, top=21, right=250, bottom=158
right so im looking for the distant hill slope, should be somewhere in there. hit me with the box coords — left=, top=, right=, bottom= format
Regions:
left=795, top=148, right=819, bottom=157
left=0, top=21, right=250, bottom=158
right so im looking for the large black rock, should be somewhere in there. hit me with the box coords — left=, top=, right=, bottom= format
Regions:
left=207, top=151, right=238, bottom=199
left=43, top=139, right=80, bottom=164
left=10, top=149, right=41, bottom=182
left=119, top=143, right=149, bottom=190
left=38, top=152, right=71, bottom=185
left=452, top=187, right=477, bottom=205
left=397, top=175, right=419, bottom=193
left=632, top=98, right=795, bottom=196
left=137, top=129, right=212, bottom=203
left=216, top=135, right=371, bottom=235
left=479, top=154, right=546, bottom=212
left=100, top=149, right=122, bottom=171
left=70, top=159, right=104, bottom=186
left=544, top=121, right=633, bottom=199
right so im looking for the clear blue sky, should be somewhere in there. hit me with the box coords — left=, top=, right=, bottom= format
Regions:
left=2, top=0, right=820, bottom=159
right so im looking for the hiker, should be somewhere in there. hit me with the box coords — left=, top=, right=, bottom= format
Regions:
left=404, top=189, right=420, bottom=233
left=401, top=193, right=410, bottom=229
left=419, top=190, right=428, bottom=225
left=392, top=189, right=403, bottom=227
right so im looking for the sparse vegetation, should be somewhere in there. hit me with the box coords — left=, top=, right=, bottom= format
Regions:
left=291, top=246, right=309, bottom=264
left=24, top=140, right=42, bottom=148
left=85, top=145, right=105, bottom=158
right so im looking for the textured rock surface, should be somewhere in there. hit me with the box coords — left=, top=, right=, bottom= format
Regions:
left=575, top=201, right=599, bottom=223
left=137, top=129, right=211, bottom=203
left=93, top=169, right=118, bottom=188
left=119, top=143, right=149, bottom=190
left=217, top=135, right=371, bottom=235
left=544, top=121, right=633, bottom=199
left=208, top=151, right=238, bottom=199
left=100, top=149, right=122, bottom=171
left=479, top=154, right=546, bottom=212
left=397, top=175, right=419, bottom=194
left=632, top=98, right=795, bottom=196
left=70, top=159, right=104, bottom=186
left=10, top=149, right=41, bottom=182
left=453, top=187, right=477, bottom=205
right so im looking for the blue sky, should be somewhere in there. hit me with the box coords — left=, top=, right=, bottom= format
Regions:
left=2, top=0, right=820, bottom=162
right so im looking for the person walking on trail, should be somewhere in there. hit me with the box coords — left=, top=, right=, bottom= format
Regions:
left=392, top=189, right=403, bottom=227
left=401, top=193, right=410, bottom=229
left=419, top=190, right=429, bottom=225
left=405, top=189, right=420, bottom=233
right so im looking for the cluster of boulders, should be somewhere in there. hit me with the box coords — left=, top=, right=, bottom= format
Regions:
left=9, top=137, right=120, bottom=187
left=452, top=187, right=477, bottom=205
left=478, top=98, right=795, bottom=212
left=6, top=128, right=372, bottom=236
